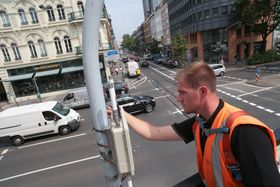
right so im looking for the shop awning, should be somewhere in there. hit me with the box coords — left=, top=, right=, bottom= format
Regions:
left=35, top=69, right=60, bottom=77
left=8, top=73, right=34, bottom=81
left=61, top=66, right=84, bottom=74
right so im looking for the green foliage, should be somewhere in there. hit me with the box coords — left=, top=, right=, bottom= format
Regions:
left=247, top=49, right=280, bottom=65
left=120, top=34, right=136, bottom=52
left=150, top=39, right=160, bottom=54
left=233, top=0, right=280, bottom=53
left=172, top=33, right=187, bottom=67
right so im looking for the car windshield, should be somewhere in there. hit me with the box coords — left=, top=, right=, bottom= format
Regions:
left=52, top=102, right=70, bottom=116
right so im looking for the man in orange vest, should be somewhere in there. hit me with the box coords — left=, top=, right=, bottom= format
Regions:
left=109, top=62, right=280, bottom=186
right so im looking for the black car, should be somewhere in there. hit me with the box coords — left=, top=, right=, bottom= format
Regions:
left=104, top=82, right=129, bottom=97
left=139, top=60, right=149, bottom=67
left=108, top=94, right=156, bottom=114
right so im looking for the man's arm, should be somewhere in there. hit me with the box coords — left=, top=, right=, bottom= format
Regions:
left=124, top=111, right=182, bottom=141
left=232, top=125, right=280, bottom=186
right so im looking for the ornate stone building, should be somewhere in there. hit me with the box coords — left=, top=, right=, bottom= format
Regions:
left=0, top=0, right=116, bottom=103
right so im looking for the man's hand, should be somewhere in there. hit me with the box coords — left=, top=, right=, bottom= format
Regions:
left=107, top=106, right=112, bottom=117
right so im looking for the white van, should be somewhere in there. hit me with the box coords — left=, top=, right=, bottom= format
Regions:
left=0, top=101, right=80, bottom=146
left=127, top=61, right=140, bottom=77
left=59, top=87, right=89, bottom=109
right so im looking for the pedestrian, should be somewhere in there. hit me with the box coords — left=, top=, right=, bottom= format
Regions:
left=115, top=67, right=119, bottom=75
left=108, top=62, right=280, bottom=186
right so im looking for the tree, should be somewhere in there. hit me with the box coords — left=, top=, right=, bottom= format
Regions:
left=149, top=39, right=160, bottom=54
left=120, top=34, right=136, bottom=52
left=172, top=33, right=187, bottom=66
left=233, top=0, right=280, bottom=53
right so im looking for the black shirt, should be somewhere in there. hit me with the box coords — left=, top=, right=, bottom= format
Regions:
left=172, top=99, right=280, bottom=186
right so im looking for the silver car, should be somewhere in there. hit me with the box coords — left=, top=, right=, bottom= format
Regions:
left=209, top=64, right=226, bottom=76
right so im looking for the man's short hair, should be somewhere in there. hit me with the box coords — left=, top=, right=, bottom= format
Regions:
left=175, top=62, right=216, bottom=92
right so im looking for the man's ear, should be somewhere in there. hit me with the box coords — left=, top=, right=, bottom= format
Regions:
left=199, top=86, right=208, bottom=99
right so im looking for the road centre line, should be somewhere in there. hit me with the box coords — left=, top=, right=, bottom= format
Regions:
left=18, top=133, right=86, bottom=149
left=149, top=66, right=176, bottom=81
left=0, top=155, right=100, bottom=182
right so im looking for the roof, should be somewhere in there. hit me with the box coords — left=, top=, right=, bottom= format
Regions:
left=0, top=101, right=57, bottom=118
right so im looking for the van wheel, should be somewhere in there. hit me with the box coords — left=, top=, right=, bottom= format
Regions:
left=145, top=103, right=154, bottom=113
left=219, top=71, right=225, bottom=76
left=59, top=126, right=71, bottom=135
left=12, top=136, right=24, bottom=146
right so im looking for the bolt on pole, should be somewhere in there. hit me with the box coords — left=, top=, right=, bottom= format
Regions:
left=82, top=0, right=121, bottom=186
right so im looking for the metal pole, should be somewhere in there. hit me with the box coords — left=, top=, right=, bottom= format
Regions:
left=82, top=0, right=121, bottom=186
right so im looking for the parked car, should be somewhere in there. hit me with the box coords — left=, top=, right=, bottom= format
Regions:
left=105, top=82, right=129, bottom=96
left=209, top=64, right=226, bottom=76
left=108, top=94, right=156, bottom=114
left=139, top=60, right=149, bottom=67
left=153, top=54, right=165, bottom=64
left=143, top=54, right=153, bottom=61
left=163, top=58, right=178, bottom=68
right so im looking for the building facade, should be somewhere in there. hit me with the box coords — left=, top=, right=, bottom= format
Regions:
left=0, top=0, right=116, bottom=103
left=167, top=0, right=272, bottom=64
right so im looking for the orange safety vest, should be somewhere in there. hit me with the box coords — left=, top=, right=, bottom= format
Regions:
left=192, top=102, right=277, bottom=187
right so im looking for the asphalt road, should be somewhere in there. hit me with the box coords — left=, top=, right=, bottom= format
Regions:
left=0, top=62, right=280, bottom=187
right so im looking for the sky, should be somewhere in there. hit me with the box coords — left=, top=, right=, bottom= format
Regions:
left=104, top=0, right=144, bottom=45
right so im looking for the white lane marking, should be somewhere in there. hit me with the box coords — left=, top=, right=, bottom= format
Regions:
left=265, top=109, right=275, bottom=113
left=18, top=133, right=86, bottom=149
left=1, top=149, right=8, bottom=155
left=218, top=89, right=280, bottom=117
left=154, top=95, right=170, bottom=100
left=0, top=155, right=100, bottom=182
left=151, top=63, right=177, bottom=74
left=172, top=108, right=183, bottom=115
left=132, top=76, right=147, bottom=87
left=149, top=66, right=176, bottom=81
left=0, top=156, right=3, bottom=161
left=238, top=87, right=273, bottom=97
left=257, top=106, right=265, bottom=109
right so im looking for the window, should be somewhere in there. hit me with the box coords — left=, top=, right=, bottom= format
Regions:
left=11, top=43, right=21, bottom=60
left=204, top=10, right=210, bottom=19
left=1, top=44, right=11, bottom=62
left=47, top=6, right=55, bottom=21
left=221, top=6, right=228, bottom=15
left=28, top=41, right=37, bottom=58
left=42, top=111, right=60, bottom=121
left=57, top=5, right=65, bottom=20
left=18, top=9, right=28, bottom=25
left=0, top=11, right=11, bottom=27
left=64, top=36, right=72, bottom=53
left=29, top=8, right=39, bottom=24
left=212, top=7, right=219, bottom=17
left=198, top=12, right=203, bottom=20
left=54, top=37, right=63, bottom=54
left=38, top=39, right=47, bottom=57
left=77, top=1, right=84, bottom=16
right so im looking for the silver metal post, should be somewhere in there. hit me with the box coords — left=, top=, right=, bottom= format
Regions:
left=83, top=0, right=121, bottom=186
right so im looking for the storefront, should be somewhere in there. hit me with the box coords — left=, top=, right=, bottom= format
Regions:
left=6, top=57, right=108, bottom=98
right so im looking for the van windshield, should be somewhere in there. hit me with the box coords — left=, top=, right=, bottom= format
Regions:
left=52, top=102, right=70, bottom=116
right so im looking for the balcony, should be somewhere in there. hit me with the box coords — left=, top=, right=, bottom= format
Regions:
left=75, top=46, right=82, bottom=55
left=68, top=11, right=84, bottom=23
